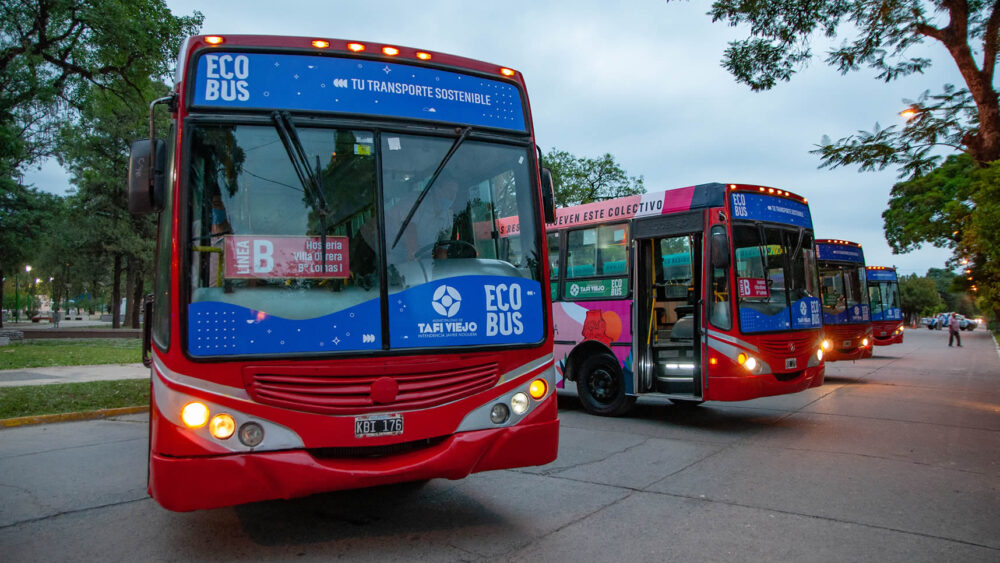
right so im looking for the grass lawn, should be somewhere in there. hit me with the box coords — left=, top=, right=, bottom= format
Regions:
left=0, top=379, right=149, bottom=419
left=0, top=338, right=141, bottom=370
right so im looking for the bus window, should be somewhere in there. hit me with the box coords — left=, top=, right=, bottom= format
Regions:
left=709, top=226, right=732, bottom=330
left=567, top=228, right=597, bottom=278
left=547, top=232, right=560, bottom=280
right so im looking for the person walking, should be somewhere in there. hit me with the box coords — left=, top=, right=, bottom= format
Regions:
left=948, top=314, right=962, bottom=347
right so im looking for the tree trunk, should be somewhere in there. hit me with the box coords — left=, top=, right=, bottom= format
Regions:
left=124, top=256, right=137, bottom=329
left=0, top=268, right=5, bottom=328
left=112, top=253, right=122, bottom=329
left=130, top=276, right=143, bottom=329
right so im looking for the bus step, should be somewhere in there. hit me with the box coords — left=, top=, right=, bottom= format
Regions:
left=655, top=378, right=696, bottom=395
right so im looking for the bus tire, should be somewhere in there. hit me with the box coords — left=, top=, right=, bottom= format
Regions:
left=577, top=354, right=635, bottom=417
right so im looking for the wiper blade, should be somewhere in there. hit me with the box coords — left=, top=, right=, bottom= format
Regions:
left=392, top=126, right=472, bottom=250
left=791, top=226, right=805, bottom=261
left=756, top=222, right=772, bottom=294
left=271, top=111, right=330, bottom=273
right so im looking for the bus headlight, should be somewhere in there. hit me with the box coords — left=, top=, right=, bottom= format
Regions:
left=181, top=402, right=209, bottom=428
left=816, top=348, right=824, bottom=362
left=862, top=338, right=870, bottom=347
left=490, top=403, right=510, bottom=424
left=238, top=422, right=265, bottom=447
left=821, top=339, right=832, bottom=351
left=737, top=353, right=758, bottom=372
left=210, top=414, right=236, bottom=440
left=510, top=392, right=529, bottom=415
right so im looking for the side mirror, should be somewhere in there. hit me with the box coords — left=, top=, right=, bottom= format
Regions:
left=540, top=167, right=556, bottom=224
left=128, top=139, right=166, bottom=215
left=711, top=229, right=731, bottom=269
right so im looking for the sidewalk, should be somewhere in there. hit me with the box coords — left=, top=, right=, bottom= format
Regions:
left=0, top=363, right=149, bottom=388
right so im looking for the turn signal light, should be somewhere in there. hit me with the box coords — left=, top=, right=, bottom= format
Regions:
left=181, top=402, right=209, bottom=428
left=529, top=379, right=548, bottom=400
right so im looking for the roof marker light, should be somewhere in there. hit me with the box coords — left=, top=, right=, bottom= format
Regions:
left=500, top=67, right=515, bottom=76
left=416, top=51, right=432, bottom=60
left=347, top=42, right=366, bottom=52
left=204, top=36, right=224, bottom=45
left=382, top=46, right=400, bottom=56
left=312, top=39, right=331, bottom=48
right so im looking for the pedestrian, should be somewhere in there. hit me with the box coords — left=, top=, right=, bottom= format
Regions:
left=948, top=314, right=962, bottom=347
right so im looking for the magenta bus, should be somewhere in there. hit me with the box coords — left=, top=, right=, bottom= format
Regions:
left=541, top=183, right=826, bottom=415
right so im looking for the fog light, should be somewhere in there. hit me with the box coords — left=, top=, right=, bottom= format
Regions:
left=529, top=379, right=548, bottom=400
left=490, top=403, right=510, bottom=424
left=511, top=392, right=529, bottom=415
left=821, top=339, right=832, bottom=351
left=238, top=422, right=265, bottom=447
left=181, top=402, right=209, bottom=428
left=210, top=414, right=236, bottom=440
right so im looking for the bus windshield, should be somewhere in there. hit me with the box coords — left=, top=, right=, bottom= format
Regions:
left=732, top=224, right=821, bottom=332
left=820, top=265, right=867, bottom=323
left=186, top=123, right=541, bottom=356
left=869, top=280, right=901, bottom=320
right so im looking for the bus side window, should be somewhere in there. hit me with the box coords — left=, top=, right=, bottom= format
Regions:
left=547, top=232, right=560, bottom=300
left=710, top=226, right=732, bottom=330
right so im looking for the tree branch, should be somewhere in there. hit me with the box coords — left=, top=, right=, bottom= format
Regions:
left=982, top=0, right=1000, bottom=83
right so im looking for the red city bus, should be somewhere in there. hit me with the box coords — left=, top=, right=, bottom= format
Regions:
left=866, top=266, right=904, bottom=345
left=127, top=35, right=558, bottom=511
left=815, top=239, right=873, bottom=361
left=538, top=183, right=826, bottom=414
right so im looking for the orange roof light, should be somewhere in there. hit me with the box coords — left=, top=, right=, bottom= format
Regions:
left=204, top=36, right=224, bottom=45
left=382, top=46, right=400, bottom=56
left=347, top=42, right=366, bottom=52
left=500, top=67, right=515, bottom=76
left=312, top=39, right=331, bottom=49
left=416, top=51, right=432, bottom=60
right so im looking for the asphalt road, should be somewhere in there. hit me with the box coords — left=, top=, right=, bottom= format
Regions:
left=1, top=328, right=998, bottom=561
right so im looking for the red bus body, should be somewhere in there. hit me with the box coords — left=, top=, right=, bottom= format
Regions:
left=866, top=266, right=904, bottom=346
left=138, top=35, right=557, bottom=511
left=539, top=183, right=825, bottom=414
left=816, top=239, right=873, bottom=361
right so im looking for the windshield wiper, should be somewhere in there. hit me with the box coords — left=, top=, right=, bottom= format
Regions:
left=392, top=126, right=472, bottom=250
left=756, top=222, right=772, bottom=298
left=790, top=226, right=805, bottom=261
left=271, top=111, right=330, bottom=274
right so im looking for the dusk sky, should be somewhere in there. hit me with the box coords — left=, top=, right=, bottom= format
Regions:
left=25, top=0, right=965, bottom=275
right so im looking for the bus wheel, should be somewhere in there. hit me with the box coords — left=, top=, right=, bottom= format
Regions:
left=577, top=354, right=635, bottom=416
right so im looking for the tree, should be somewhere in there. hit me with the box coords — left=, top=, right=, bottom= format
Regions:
left=0, top=0, right=203, bottom=179
left=899, top=273, right=944, bottom=322
left=674, top=0, right=1000, bottom=174
left=543, top=149, right=645, bottom=207
left=0, top=183, right=61, bottom=326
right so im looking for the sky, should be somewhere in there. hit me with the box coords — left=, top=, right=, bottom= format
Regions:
left=24, top=0, right=965, bottom=275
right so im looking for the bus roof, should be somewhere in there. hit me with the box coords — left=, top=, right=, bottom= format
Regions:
left=866, top=266, right=898, bottom=282
left=548, top=183, right=727, bottom=230
left=816, top=239, right=866, bottom=264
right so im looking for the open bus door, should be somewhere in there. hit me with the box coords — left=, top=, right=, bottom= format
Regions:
left=631, top=211, right=704, bottom=399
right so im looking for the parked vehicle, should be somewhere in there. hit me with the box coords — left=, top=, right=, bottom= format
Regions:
left=922, top=317, right=939, bottom=330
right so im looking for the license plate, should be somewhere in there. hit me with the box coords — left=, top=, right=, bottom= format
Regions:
left=880, top=331, right=888, bottom=336
left=785, top=357, right=797, bottom=369
left=355, top=413, right=403, bottom=438
left=842, top=339, right=852, bottom=348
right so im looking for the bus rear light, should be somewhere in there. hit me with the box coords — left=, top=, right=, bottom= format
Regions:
left=510, top=392, right=529, bottom=415
left=500, top=67, right=515, bottom=76
left=382, top=46, right=400, bottom=56
left=181, top=402, right=209, bottom=428
left=238, top=422, right=265, bottom=447
left=311, top=39, right=331, bottom=49
left=490, top=403, right=510, bottom=424
left=416, top=51, right=432, bottom=60
left=347, top=42, right=366, bottom=52
left=210, top=414, right=236, bottom=440
left=204, top=36, right=224, bottom=46
left=529, top=379, right=548, bottom=400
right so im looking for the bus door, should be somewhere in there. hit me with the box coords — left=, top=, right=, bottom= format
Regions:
left=631, top=211, right=704, bottom=397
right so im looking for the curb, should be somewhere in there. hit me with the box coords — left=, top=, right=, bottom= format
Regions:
left=0, top=406, right=149, bottom=429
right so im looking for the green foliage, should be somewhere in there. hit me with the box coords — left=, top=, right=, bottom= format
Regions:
left=0, top=338, right=140, bottom=369
left=543, top=148, right=645, bottom=207
left=673, top=1, right=1000, bottom=170
left=0, top=379, right=148, bottom=419
left=899, top=274, right=943, bottom=318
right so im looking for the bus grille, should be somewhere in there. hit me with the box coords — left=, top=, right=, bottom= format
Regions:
left=758, top=333, right=815, bottom=356
left=245, top=362, right=499, bottom=415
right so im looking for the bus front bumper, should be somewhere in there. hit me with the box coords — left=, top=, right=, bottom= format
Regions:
left=706, top=364, right=825, bottom=402
left=148, top=394, right=558, bottom=512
